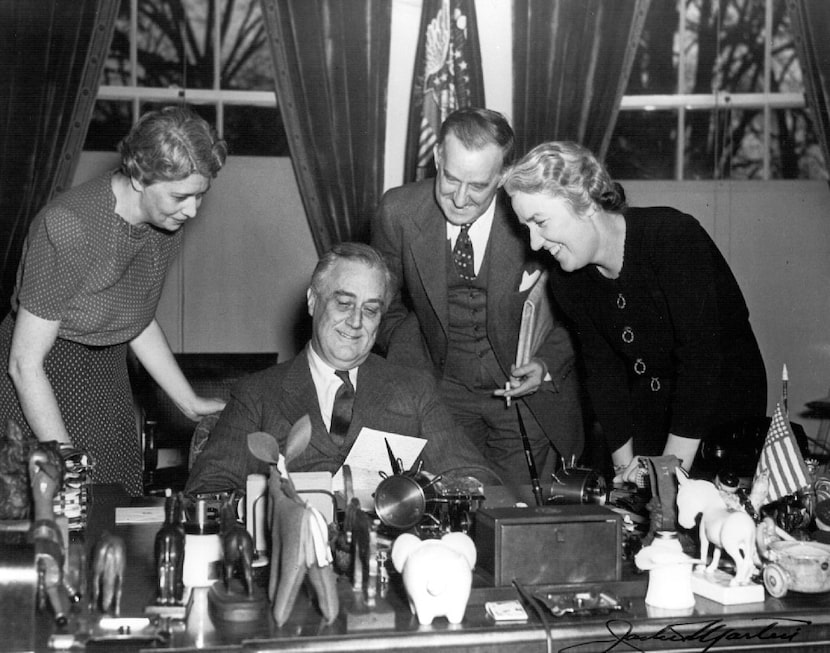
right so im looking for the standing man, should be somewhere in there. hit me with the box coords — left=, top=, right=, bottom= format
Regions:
left=371, top=107, right=583, bottom=492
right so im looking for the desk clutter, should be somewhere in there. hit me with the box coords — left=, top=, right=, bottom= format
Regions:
left=4, top=408, right=830, bottom=649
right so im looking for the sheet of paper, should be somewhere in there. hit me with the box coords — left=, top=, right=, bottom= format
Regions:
left=115, top=506, right=164, bottom=524
left=332, top=427, right=426, bottom=508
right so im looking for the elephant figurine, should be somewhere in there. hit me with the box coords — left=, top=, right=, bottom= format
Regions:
left=391, top=532, right=476, bottom=625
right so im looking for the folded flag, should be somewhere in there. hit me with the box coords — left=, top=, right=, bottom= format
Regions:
left=754, top=403, right=810, bottom=503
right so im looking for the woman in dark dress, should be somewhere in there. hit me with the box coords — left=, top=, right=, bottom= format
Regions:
left=0, top=106, right=228, bottom=495
left=503, top=141, right=767, bottom=482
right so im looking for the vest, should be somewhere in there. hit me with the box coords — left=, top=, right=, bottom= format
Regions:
left=443, top=239, right=505, bottom=389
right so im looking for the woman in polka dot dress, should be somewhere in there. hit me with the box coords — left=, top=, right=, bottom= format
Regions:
left=0, top=106, right=228, bottom=496
left=503, top=141, right=767, bottom=486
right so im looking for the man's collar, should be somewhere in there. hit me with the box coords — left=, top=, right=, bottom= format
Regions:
left=445, top=195, right=497, bottom=241
left=306, top=344, right=358, bottom=385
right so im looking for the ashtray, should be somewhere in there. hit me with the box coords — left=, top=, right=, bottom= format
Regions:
left=532, top=588, right=627, bottom=617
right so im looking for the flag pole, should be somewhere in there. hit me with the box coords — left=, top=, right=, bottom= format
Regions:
left=782, top=364, right=789, bottom=417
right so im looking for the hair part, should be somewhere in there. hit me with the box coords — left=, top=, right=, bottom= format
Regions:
left=437, top=107, right=516, bottom=168
left=118, top=105, right=228, bottom=186
left=503, top=141, right=626, bottom=214
left=310, top=242, right=395, bottom=311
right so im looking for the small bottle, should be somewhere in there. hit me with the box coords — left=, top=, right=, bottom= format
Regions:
left=154, top=489, right=185, bottom=605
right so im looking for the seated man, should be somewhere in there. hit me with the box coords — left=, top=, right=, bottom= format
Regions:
left=186, top=242, right=500, bottom=495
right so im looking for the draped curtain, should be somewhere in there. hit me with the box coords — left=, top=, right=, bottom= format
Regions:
left=260, top=0, right=391, bottom=254
left=512, top=0, right=651, bottom=160
left=787, top=0, right=830, bottom=182
left=0, top=0, right=118, bottom=315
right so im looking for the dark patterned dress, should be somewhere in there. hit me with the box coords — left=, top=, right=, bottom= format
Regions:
left=0, top=172, right=182, bottom=495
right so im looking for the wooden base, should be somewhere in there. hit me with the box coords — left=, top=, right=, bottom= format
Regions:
left=207, top=580, right=268, bottom=622
left=691, top=568, right=765, bottom=605
left=346, top=595, right=397, bottom=631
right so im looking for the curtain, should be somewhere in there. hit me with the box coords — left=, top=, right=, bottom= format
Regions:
left=261, top=0, right=391, bottom=254
left=512, top=0, right=651, bottom=160
left=0, top=0, right=118, bottom=315
left=787, top=0, right=830, bottom=181
left=403, top=0, right=485, bottom=182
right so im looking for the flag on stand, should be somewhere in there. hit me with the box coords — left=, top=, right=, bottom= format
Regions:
left=754, top=403, right=811, bottom=503
left=404, top=0, right=484, bottom=182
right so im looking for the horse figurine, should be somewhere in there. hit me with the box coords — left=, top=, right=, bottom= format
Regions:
left=675, top=469, right=757, bottom=586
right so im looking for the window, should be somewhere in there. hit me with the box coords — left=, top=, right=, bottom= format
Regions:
left=87, top=0, right=288, bottom=156
left=607, top=0, right=826, bottom=180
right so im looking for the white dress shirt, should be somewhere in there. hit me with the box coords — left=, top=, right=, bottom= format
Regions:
left=446, top=197, right=496, bottom=277
left=307, top=346, right=358, bottom=431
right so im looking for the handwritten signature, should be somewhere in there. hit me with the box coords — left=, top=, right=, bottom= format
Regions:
left=559, top=617, right=812, bottom=652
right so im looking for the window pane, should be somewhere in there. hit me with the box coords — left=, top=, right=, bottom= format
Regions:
left=607, top=111, right=678, bottom=180
left=85, top=100, right=134, bottom=151
left=220, top=0, right=273, bottom=91
left=771, top=109, right=827, bottom=179
left=624, top=0, right=679, bottom=95
left=102, top=0, right=133, bottom=86
left=224, top=106, right=288, bottom=157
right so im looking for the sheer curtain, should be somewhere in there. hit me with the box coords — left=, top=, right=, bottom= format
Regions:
left=261, top=0, right=391, bottom=253
left=787, top=0, right=830, bottom=181
left=512, top=0, right=651, bottom=159
left=0, top=0, right=117, bottom=314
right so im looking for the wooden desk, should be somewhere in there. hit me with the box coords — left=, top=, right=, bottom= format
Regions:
left=35, top=486, right=830, bottom=652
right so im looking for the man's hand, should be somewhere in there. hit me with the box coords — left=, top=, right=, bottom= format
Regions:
left=493, top=358, right=547, bottom=400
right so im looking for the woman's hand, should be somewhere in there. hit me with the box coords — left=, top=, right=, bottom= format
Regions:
left=180, top=395, right=226, bottom=422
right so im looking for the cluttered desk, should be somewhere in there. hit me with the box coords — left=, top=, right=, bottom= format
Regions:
left=4, top=418, right=830, bottom=653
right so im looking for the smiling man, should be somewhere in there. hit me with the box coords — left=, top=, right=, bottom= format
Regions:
left=371, top=108, right=585, bottom=493
left=186, top=242, right=498, bottom=495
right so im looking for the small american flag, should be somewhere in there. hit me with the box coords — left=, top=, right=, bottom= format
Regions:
left=755, top=403, right=810, bottom=502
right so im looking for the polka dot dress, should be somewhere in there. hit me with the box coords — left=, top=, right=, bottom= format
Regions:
left=0, top=315, right=142, bottom=494
left=0, top=172, right=184, bottom=496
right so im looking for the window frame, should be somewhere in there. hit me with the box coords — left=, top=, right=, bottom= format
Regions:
left=616, top=0, right=807, bottom=180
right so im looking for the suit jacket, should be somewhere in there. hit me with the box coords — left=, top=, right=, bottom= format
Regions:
left=185, top=347, right=498, bottom=494
left=371, top=179, right=583, bottom=459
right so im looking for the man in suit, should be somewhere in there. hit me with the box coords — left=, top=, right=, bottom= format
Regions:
left=185, top=242, right=498, bottom=495
left=371, top=107, right=583, bottom=490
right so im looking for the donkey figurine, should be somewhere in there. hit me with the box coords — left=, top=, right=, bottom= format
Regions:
left=247, top=426, right=338, bottom=627
left=676, top=469, right=757, bottom=586
left=219, top=491, right=254, bottom=597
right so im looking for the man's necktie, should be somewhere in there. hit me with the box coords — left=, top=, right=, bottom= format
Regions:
left=452, top=224, right=475, bottom=281
left=330, top=370, right=354, bottom=439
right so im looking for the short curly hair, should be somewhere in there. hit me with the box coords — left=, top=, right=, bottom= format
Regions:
left=118, top=105, right=228, bottom=186
left=504, top=141, right=626, bottom=214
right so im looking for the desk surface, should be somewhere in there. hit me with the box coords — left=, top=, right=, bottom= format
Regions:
left=34, top=486, right=830, bottom=653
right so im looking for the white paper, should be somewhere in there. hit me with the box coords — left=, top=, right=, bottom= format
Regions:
left=115, top=506, right=164, bottom=524
left=331, top=427, right=426, bottom=508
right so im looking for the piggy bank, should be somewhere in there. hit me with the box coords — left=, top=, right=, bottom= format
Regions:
left=391, top=532, right=476, bottom=625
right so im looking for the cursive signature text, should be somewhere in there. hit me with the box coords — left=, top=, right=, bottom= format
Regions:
left=560, top=617, right=812, bottom=653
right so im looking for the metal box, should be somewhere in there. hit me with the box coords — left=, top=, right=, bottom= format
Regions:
left=473, top=504, right=622, bottom=586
